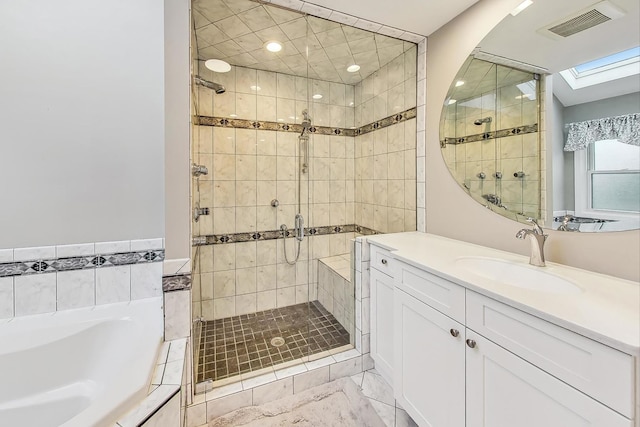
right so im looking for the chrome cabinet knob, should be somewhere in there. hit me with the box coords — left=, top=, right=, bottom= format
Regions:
left=466, top=339, right=477, bottom=348
left=381, top=259, right=388, bottom=265
left=450, top=329, right=459, bottom=337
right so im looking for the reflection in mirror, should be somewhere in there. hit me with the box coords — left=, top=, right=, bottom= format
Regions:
left=440, top=0, right=640, bottom=232
left=440, top=57, right=541, bottom=223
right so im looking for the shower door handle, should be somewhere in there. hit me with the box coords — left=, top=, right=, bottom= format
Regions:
left=295, top=214, right=304, bottom=241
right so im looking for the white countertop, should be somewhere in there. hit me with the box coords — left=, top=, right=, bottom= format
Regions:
left=365, top=232, right=640, bottom=356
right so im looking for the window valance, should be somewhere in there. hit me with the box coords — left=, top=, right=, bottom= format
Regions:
left=564, top=113, right=640, bottom=151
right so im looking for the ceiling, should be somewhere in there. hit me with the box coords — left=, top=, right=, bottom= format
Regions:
left=305, top=0, right=480, bottom=36
left=449, top=57, right=535, bottom=103
left=477, top=0, right=640, bottom=106
left=193, top=0, right=415, bottom=84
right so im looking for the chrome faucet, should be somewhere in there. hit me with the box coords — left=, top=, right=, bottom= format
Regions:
left=516, top=218, right=547, bottom=267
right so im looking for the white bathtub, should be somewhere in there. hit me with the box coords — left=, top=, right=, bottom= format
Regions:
left=0, top=297, right=164, bottom=427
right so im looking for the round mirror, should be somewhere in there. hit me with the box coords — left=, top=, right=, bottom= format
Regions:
left=440, top=0, right=640, bottom=232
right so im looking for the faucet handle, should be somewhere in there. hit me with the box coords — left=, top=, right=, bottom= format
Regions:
left=526, top=217, right=545, bottom=235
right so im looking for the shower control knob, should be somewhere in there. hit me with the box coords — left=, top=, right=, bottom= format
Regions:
left=466, top=339, right=477, bottom=349
left=494, top=172, right=502, bottom=179
left=450, top=329, right=459, bottom=337
left=271, top=199, right=279, bottom=207
left=514, top=171, right=525, bottom=178
left=477, top=172, right=486, bottom=179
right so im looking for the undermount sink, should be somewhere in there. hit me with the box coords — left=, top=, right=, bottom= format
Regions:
left=455, top=257, right=582, bottom=294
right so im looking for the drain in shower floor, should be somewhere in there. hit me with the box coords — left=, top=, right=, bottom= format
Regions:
left=270, top=337, right=285, bottom=347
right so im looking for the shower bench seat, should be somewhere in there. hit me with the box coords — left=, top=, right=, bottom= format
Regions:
left=317, top=254, right=355, bottom=342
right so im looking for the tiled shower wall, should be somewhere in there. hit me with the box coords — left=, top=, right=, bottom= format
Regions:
left=354, top=47, right=418, bottom=233
left=192, top=64, right=358, bottom=320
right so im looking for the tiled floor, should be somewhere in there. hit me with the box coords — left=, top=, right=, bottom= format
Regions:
left=196, top=301, right=350, bottom=383
left=350, top=369, right=418, bottom=427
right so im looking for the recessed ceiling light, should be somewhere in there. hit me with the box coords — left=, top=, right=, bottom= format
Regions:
left=455, top=80, right=465, bottom=87
left=312, top=94, right=323, bottom=100
left=347, top=64, right=360, bottom=73
left=250, top=85, right=261, bottom=91
left=204, top=59, right=231, bottom=73
left=510, top=0, right=533, bottom=16
left=265, top=41, right=282, bottom=52
left=448, top=99, right=457, bottom=105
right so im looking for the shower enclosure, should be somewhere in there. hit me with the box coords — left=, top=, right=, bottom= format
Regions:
left=440, top=57, right=542, bottom=221
left=189, top=0, right=418, bottom=391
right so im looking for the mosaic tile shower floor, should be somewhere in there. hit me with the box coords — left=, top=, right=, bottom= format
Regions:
left=196, top=301, right=350, bottom=383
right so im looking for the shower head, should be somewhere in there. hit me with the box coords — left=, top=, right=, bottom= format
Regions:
left=301, top=109, right=312, bottom=129
left=195, top=75, right=225, bottom=94
left=474, top=117, right=492, bottom=125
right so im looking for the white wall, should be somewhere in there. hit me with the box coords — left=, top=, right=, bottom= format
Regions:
left=425, top=0, right=640, bottom=281
left=164, top=0, right=191, bottom=261
left=0, top=0, right=165, bottom=249
left=551, top=93, right=569, bottom=212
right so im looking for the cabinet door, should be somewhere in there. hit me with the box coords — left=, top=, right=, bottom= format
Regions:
left=466, top=332, right=633, bottom=427
left=395, top=289, right=465, bottom=427
left=370, top=267, right=395, bottom=384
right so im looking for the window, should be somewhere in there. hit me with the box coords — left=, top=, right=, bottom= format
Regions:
left=559, top=46, right=640, bottom=90
left=575, top=139, right=640, bottom=219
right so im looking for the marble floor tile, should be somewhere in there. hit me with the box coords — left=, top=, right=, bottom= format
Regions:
left=361, top=370, right=395, bottom=406
left=396, top=407, right=419, bottom=427
left=369, top=399, right=395, bottom=427
left=350, top=372, right=365, bottom=387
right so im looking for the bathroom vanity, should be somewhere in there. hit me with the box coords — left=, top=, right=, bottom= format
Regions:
left=365, top=232, right=640, bottom=427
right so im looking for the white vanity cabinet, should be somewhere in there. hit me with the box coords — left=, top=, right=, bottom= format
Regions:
left=395, top=288, right=466, bottom=427
left=391, top=258, right=636, bottom=427
left=370, top=244, right=395, bottom=384
left=465, top=331, right=632, bottom=427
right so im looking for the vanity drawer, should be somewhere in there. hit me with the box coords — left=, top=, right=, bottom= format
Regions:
left=395, top=260, right=465, bottom=324
left=466, top=290, right=635, bottom=418
left=370, top=244, right=394, bottom=276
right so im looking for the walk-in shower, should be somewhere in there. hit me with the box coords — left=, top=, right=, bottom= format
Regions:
left=189, top=0, right=418, bottom=391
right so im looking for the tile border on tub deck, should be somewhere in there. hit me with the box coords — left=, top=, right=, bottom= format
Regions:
left=0, top=248, right=165, bottom=278
left=163, top=274, right=192, bottom=292
left=117, top=338, right=187, bottom=427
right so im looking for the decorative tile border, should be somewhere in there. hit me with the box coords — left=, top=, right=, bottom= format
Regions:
left=193, top=224, right=379, bottom=246
left=356, top=108, right=417, bottom=136
left=195, top=107, right=416, bottom=138
left=440, top=123, right=538, bottom=146
left=0, top=249, right=165, bottom=278
left=162, top=274, right=191, bottom=292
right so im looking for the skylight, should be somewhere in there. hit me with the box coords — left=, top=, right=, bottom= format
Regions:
left=559, top=46, right=640, bottom=90
left=574, top=46, right=640, bottom=73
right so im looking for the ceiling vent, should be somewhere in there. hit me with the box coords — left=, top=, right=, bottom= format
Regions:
left=538, top=1, right=626, bottom=39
